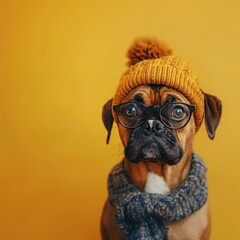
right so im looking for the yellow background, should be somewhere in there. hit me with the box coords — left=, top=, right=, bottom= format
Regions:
left=0, top=0, right=239, bottom=239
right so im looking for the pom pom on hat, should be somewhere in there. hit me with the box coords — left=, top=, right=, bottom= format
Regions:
left=127, top=38, right=172, bottom=67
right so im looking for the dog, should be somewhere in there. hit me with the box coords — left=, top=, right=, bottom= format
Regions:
left=100, top=38, right=222, bottom=240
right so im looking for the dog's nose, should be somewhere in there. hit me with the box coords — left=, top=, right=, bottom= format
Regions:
left=144, top=120, right=164, bottom=132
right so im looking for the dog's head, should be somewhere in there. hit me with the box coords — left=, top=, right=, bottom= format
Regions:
left=103, top=85, right=221, bottom=165
left=102, top=38, right=222, bottom=165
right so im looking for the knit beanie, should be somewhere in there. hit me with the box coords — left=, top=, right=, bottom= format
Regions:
left=112, top=38, right=204, bottom=131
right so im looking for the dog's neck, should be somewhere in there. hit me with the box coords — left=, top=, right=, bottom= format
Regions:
left=124, top=149, right=192, bottom=192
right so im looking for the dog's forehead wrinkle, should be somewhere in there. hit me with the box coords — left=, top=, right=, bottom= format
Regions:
left=148, top=85, right=180, bottom=105
left=166, top=95, right=176, bottom=102
left=133, top=93, right=144, bottom=103
left=125, top=86, right=152, bottom=103
left=159, top=87, right=190, bottom=104
left=126, top=85, right=187, bottom=106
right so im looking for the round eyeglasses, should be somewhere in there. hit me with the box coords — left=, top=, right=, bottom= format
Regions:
left=113, top=101, right=195, bottom=130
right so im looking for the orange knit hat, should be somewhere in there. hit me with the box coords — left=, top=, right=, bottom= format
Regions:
left=112, top=38, right=204, bottom=131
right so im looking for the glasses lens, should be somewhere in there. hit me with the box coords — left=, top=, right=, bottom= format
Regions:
left=117, top=102, right=147, bottom=128
left=160, top=103, right=191, bottom=129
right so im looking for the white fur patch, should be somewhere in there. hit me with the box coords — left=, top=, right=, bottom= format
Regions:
left=144, top=172, right=170, bottom=195
left=148, top=120, right=154, bottom=129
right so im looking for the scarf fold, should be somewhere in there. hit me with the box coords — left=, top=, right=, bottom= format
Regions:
left=108, top=154, right=208, bottom=240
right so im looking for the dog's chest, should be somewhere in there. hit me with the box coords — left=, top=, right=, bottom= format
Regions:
left=144, top=172, right=170, bottom=195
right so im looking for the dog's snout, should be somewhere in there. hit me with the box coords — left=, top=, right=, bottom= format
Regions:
left=144, top=120, right=164, bottom=132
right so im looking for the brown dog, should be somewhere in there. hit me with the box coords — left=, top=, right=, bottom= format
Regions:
left=101, top=38, right=222, bottom=240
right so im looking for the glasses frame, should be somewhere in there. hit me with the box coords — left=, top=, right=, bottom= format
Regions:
left=113, top=101, right=195, bottom=130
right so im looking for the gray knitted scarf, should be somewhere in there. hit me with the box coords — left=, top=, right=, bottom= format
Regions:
left=108, top=153, right=208, bottom=240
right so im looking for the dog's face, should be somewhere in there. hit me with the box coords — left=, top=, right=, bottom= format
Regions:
left=102, top=84, right=222, bottom=165
left=117, top=85, right=195, bottom=165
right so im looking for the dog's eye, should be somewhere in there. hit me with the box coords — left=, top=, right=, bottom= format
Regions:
left=172, top=106, right=186, bottom=120
left=125, top=104, right=138, bottom=117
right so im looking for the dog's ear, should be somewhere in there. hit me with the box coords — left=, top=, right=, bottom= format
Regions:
left=102, top=98, right=114, bottom=144
left=204, top=93, right=222, bottom=140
